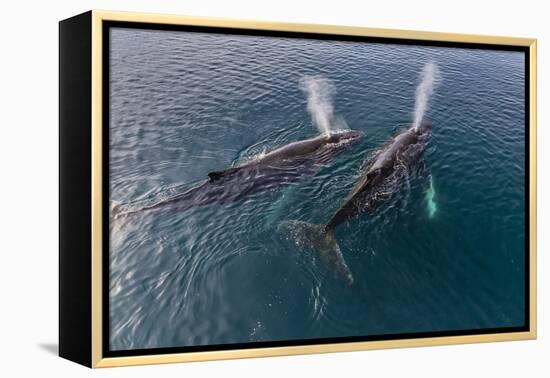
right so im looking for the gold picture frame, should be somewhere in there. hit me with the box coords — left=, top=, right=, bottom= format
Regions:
left=59, top=9, right=537, bottom=368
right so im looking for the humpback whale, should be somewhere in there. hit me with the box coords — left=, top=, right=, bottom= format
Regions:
left=115, top=130, right=363, bottom=217
left=291, top=120, right=432, bottom=285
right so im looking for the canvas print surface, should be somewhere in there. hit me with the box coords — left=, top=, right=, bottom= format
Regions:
left=107, top=26, right=526, bottom=352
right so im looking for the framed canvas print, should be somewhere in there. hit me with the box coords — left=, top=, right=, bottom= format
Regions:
left=59, top=10, right=537, bottom=368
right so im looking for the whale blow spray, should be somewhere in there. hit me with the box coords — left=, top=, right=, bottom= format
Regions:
left=412, top=62, right=441, bottom=131
left=300, top=76, right=347, bottom=135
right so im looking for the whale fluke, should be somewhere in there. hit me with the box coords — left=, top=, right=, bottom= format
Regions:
left=280, top=220, right=354, bottom=285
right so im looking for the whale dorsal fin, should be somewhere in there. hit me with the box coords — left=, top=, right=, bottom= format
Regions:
left=208, top=171, right=224, bottom=182
left=208, top=167, right=240, bottom=182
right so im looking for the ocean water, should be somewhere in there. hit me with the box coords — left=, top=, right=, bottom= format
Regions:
left=108, top=27, right=526, bottom=351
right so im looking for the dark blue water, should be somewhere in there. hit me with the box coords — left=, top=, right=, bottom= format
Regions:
left=108, top=27, right=525, bottom=351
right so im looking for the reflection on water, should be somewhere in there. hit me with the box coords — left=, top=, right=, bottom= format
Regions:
left=109, top=27, right=525, bottom=351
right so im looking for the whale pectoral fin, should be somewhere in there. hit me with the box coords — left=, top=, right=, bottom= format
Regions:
left=414, top=158, right=428, bottom=178
left=208, top=167, right=240, bottom=182
left=425, top=174, right=437, bottom=218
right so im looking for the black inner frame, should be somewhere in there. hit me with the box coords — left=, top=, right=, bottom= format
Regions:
left=102, top=20, right=531, bottom=358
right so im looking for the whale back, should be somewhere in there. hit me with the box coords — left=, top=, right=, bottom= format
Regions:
left=258, top=135, right=328, bottom=164
left=368, top=131, right=418, bottom=173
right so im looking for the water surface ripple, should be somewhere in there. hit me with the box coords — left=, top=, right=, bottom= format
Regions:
left=109, top=28, right=525, bottom=350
